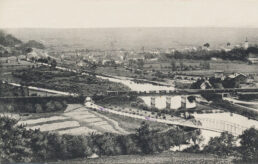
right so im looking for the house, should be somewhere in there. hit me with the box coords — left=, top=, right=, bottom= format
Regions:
left=26, top=48, right=49, bottom=60
left=228, top=73, right=247, bottom=84
left=200, top=80, right=212, bottom=90
left=76, top=60, right=88, bottom=67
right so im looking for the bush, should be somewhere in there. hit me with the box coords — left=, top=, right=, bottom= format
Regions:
left=183, top=144, right=200, bottom=153
left=45, top=101, right=56, bottom=112
left=35, top=104, right=43, bottom=113
left=53, top=101, right=63, bottom=111
left=6, top=104, right=14, bottom=112
left=202, top=132, right=237, bottom=157
left=25, top=103, right=34, bottom=113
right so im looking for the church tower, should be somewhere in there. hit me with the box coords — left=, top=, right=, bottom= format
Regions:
left=244, top=37, right=249, bottom=49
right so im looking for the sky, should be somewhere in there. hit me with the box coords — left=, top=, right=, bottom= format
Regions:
left=0, top=0, right=258, bottom=28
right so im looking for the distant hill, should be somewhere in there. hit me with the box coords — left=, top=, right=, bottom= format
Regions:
left=0, top=30, right=22, bottom=47
left=4, top=27, right=258, bottom=51
left=0, top=30, right=45, bottom=57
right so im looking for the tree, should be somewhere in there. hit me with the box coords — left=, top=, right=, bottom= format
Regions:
left=35, top=104, right=43, bottom=113
left=203, top=61, right=210, bottom=69
left=45, top=101, right=55, bottom=112
left=25, top=103, right=34, bottom=113
left=135, top=121, right=154, bottom=154
left=170, top=60, right=176, bottom=71
left=137, top=59, right=144, bottom=69
left=50, top=59, right=57, bottom=68
left=239, top=127, right=258, bottom=162
left=203, top=43, right=210, bottom=48
left=0, top=116, right=33, bottom=163
left=179, top=60, right=184, bottom=71
left=203, top=132, right=237, bottom=157
left=168, top=128, right=186, bottom=150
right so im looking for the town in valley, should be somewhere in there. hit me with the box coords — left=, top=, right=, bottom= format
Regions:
left=1, top=0, right=258, bottom=163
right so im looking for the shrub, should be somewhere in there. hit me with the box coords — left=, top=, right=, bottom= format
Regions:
left=35, top=104, right=43, bottom=113
left=202, top=132, right=237, bottom=157
left=6, top=104, right=14, bottom=112
left=183, top=144, right=200, bottom=153
left=45, top=101, right=56, bottom=112
left=25, top=103, right=34, bottom=113
left=53, top=101, right=63, bottom=111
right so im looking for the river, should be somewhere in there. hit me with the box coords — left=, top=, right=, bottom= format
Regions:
left=97, top=74, right=258, bottom=147
left=50, top=63, right=258, bottom=147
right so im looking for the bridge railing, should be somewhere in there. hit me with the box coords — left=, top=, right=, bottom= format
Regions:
left=195, top=117, right=248, bottom=135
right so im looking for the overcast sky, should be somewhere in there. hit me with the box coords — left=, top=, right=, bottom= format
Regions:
left=0, top=0, right=258, bottom=28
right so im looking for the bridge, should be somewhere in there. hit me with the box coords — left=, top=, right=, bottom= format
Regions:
left=105, top=88, right=258, bottom=96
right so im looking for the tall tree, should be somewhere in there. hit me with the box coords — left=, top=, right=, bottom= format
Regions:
left=135, top=121, right=154, bottom=154
left=239, top=127, right=258, bottom=162
left=203, top=132, right=237, bottom=157
left=170, top=60, right=176, bottom=71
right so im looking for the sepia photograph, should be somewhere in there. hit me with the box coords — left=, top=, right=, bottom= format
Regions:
left=0, top=0, right=258, bottom=163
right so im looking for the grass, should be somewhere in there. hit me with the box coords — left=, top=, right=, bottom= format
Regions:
left=50, top=151, right=231, bottom=164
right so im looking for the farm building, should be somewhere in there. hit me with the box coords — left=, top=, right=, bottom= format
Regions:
left=228, top=73, right=247, bottom=84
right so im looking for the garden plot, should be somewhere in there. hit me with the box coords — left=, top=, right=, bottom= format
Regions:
left=64, top=106, right=129, bottom=134
left=57, top=127, right=99, bottom=135
left=19, top=116, right=68, bottom=125
left=14, top=104, right=129, bottom=135
left=28, top=121, right=80, bottom=131
left=82, top=117, right=104, bottom=123
left=64, top=113, right=97, bottom=120
left=65, top=104, right=84, bottom=112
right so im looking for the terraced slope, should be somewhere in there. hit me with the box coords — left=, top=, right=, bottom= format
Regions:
left=18, top=104, right=129, bottom=135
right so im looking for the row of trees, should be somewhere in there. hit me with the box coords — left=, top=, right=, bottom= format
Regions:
left=0, top=117, right=194, bottom=163
left=165, top=47, right=258, bottom=61
left=0, top=100, right=67, bottom=113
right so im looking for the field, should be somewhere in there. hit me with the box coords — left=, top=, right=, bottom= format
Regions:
left=0, top=59, right=35, bottom=82
left=16, top=103, right=174, bottom=135
left=18, top=104, right=130, bottom=135
left=51, top=151, right=231, bottom=164
left=95, top=66, right=158, bottom=81
left=176, top=60, right=258, bottom=75
left=94, top=108, right=172, bottom=133
left=11, top=66, right=130, bottom=96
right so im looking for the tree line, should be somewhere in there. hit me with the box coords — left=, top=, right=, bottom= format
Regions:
left=0, top=100, right=68, bottom=113
left=1, top=116, right=257, bottom=163
left=165, top=46, right=258, bottom=61
left=0, top=117, right=197, bottom=163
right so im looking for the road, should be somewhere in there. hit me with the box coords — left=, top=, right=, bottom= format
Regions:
left=85, top=102, right=248, bottom=136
